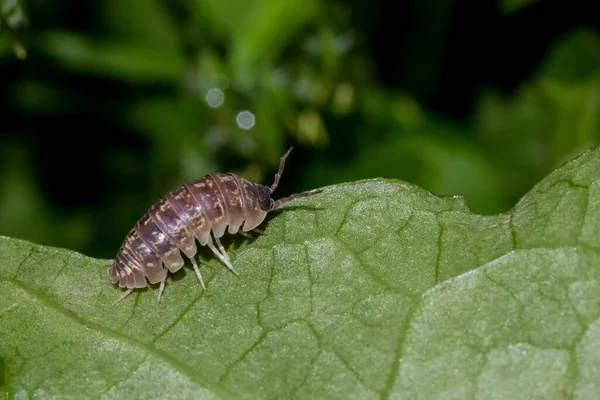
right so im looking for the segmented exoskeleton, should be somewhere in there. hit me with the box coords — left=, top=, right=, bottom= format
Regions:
left=108, top=148, right=322, bottom=301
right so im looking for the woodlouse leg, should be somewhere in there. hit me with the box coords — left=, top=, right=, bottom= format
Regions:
left=214, top=236, right=232, bottom=264
left=156, top=280, right=166, bottom=303
left=112, top=287, right=135, bottom=306
left=191, top=258, right=206, bottom=289
left=215, top=237, right=233, bottom=268
left=207, top=236, right=239, bottom=275
left=239, top=228, right=265, bottom=238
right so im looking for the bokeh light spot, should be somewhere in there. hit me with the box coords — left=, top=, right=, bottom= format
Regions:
left=236, top=110, right=256, bottom=130
left=205, top=88, right=224, bottom=108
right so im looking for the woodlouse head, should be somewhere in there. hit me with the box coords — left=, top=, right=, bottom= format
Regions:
left=256, top=184, right=275, bottom=211
left=257, top=147, right=323, bottom=212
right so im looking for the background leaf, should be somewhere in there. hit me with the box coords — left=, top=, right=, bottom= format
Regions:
left=2, top=146, right=600, bottom=399
left=3, top=1, right=600, bottom=257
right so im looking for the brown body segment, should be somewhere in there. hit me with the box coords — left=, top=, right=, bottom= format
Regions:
left=185, top=175, right=229, bottom=238
left=125, top=229, right=166, bottom=284
left=166, top=185, right=211, bottom=246
left=136, top=213, right=185, bottom=272
left=149, top=197, right=197, bottom=258
left=215, top=173, right=246, bottom=234
left=108, top=147, right=323, bottom=302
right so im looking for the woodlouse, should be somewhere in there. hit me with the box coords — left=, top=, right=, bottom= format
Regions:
left=108, top=148, right=322, bottom=301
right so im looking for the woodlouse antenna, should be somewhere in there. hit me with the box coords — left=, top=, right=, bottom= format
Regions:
left=270, top=147, right=293, bottom=192
left=270, top=188, right=324, bottom=211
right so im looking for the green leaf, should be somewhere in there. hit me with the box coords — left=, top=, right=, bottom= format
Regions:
left=100, top=0, right=180, bottom=51
left=499, top=0, right=543, bottom=15
left=473, top=28, right=600, bottom=214
left=0, top=0, right=27, bottom=31
left=2, top=146, right=600, bottom=399
left=300, top=118, right=506, bottom=214
left=228, top=0, right=318, bottom=88
left=39, top=31, right=185, bottom=83
left=0, top=0, right=27, bottom=59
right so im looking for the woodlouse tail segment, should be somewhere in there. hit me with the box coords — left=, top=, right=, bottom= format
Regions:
left=270, top=188, right=324, bottom=211
left=108, top=266, right=119, bottom=284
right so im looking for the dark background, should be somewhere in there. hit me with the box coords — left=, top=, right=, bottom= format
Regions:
left=1, top=0, right=599, bottom=259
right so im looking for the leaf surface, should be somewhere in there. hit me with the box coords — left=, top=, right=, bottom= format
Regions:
left=2, top=147, right=600, bottom=399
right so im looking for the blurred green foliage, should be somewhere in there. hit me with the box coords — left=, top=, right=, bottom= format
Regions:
left=1, top=0, right=599, bottom=258
left=0, top=0, right=27, bottom=58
